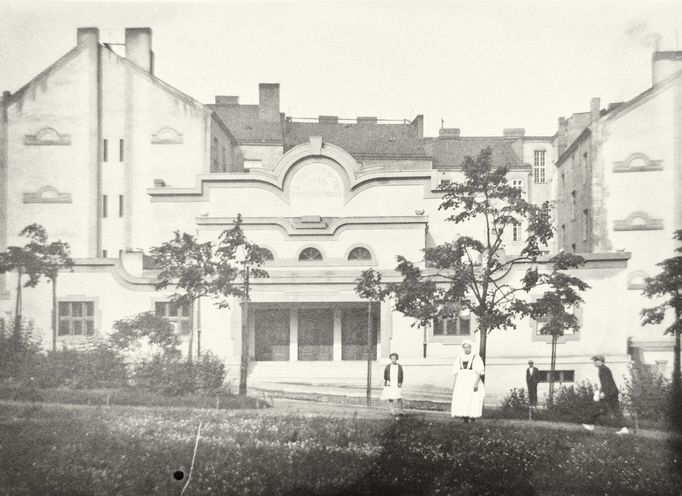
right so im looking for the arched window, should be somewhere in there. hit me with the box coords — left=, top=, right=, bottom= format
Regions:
left=348, top=247, right=372, bottom=261
left=260, top=248, right=274, bottom=261
left=299, top=247, right=323, bottom=261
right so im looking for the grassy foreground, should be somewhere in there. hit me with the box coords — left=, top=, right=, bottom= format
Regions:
left=0, top=402, right=680, bottom=496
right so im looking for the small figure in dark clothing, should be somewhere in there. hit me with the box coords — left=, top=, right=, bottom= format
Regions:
left=582, top=354, right=630, bottom=435
left=526, top=360, right=539, bottom=407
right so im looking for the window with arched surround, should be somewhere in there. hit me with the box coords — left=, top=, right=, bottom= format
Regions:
left=347, top=247, right=372, bottom=261
left=299, top=247, right=323, bottom=261
left=260, top=248, right=275, bottom=262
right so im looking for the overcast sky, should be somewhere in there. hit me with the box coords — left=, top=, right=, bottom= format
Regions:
left=0, top=0, right=680, bottom=136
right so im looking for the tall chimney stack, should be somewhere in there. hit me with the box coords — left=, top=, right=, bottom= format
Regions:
left=125, top=28, right=153, bottom=74
left=259, top=83, right=280, bottom=122
left=652, top=51, right=682, bottom=86
left=590, top=97, right=601, bottom=124
left=77, top=27, right=99, bottom=47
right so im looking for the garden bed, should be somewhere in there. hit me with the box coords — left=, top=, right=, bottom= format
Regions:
left=0, top=402, right=680, bottom=495
left=0, top=384, right=271, bottom=410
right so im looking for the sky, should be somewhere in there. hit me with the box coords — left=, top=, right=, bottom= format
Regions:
left=0, top=0, right=680, bottom=137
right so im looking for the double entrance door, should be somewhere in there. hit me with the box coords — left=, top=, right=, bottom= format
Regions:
left=252, top=304, right=379, bottom=361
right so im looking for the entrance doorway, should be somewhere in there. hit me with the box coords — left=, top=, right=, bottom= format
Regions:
left=297, top=308, right=334, bottom=361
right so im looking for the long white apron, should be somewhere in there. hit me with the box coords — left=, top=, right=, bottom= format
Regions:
left=450, top=354, right=485, bottom=418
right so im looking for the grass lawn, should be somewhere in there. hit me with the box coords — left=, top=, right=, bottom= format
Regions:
left=1, top=402, right=680, bottom=496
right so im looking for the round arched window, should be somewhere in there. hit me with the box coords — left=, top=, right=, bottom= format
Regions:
left=348, top=247, right=372, bottom=261
left=299, top=247, right=323, bottom=261
left=260, top=248, right=274, bottom=261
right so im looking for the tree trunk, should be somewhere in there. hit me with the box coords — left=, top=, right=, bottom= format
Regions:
left=187, top=299, right=194, bottom=363
left=478, top=326, right=488, bottom=363
left=549, top=335, right=558, bottom=400
left=673, top=309, right=681, bottom=430
left=13, top=267, right=22, bottom=336
left=52, top=277, right=57, bottom=352
left=366, top=301, right=373, bottom=408
left=239, top=266, right=250, bottom=396
left=196, top=297, right=202, bottom=360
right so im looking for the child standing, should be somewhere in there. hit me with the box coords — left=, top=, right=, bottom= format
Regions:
left=382, top=353, right=404, bottom=416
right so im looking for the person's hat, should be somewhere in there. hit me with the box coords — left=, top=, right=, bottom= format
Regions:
left=591, top=354, right=605, bottom=362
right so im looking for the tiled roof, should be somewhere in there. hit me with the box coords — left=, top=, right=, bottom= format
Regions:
left=425, top=137, right=523, bottom=170
left=284, top=121, right=427, bottom=158
left=209, top=104, right=284, bottom=143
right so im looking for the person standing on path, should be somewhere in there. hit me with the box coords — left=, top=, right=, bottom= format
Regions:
left=582, top=354, right=630, bottom=435
left=451, top=339, right=485, bottom=422
left=382, top=353, right=404, bottom=416
left=526, top=360, right=539, bottom=407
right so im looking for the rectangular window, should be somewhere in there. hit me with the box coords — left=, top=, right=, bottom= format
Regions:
left=155, top=301, right=191, bottom=335
left=222, top=146, right=227, bottom=171
left=583, top=209, right=589, bottom=241
left=533, top=150, right=546, bottom=183
left=102, top=195, right=108, bottom=218
left=119, top=195, right=124, bottom=217
left=571, top=243, right=577, bottom=252
left=560, top=173, right=565, bottom=201
left=571, top=191, right=576, bottom=220
left=512, top=223, right=521, bottom=242
left=103, top=139, right=108, bottom=162
left=341, top=304, right=379, bottom=360
left=433, top=315, right=471, bottom=336
left=118, top=249, right=123, bottom=257
left=102, top=249, right=108, bottom=258
left=58, top=301, right=95, bottom=336
left=119, top=139, right=124, bottom=161
left=560, top=224, right=566, bottom=247
left=582, top=152, right=588, bottom=185
left=538, top=370, right=575, bottom=383
left=254, top=309, right=290, bottom=361
left=512, top=179, right=523, bottom=189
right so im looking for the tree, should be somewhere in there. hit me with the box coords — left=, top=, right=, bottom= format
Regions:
left=150, top=231, right=215, bottom=362
left=0, top=224, right=48, bottom=336
left=526, top=254, right=589, bottom=398
left=641, top=229, right=682, bottom=426
left=33, top=237, right=73, bottom=351
left=110, top=311, right=181, bottom=359
left=355, top=269, right=387, bottom=407
left=214, top=214, right=268, bottom=395
left=150, top=214, right=267, bottom=394
left=357, top=147, right=588, bottom=375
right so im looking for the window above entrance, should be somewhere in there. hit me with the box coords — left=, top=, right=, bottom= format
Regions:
left=347, top=246, right=372, bottom=261
left=299, top=247, right=323, bottom=261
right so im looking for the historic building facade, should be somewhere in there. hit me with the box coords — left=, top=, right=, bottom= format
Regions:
left=1, top=27, right=677, bottom=400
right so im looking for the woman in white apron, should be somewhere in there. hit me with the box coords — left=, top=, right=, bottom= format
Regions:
left=451, top=339, right=485, bottom=422
left=381, top=352, right=404, bottom=415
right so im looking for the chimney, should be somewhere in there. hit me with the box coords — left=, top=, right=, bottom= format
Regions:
left=357, top=116, right=377, bottom=125
left=258, top=83, right=280, bottom=122
left=318, top=115, right=338, bottom=124
left=125, top=28, right=153, bottom=73
left=652, top=51, right=682, bottom=85
left=590, top=97, right=600, bottom=124
left=215, top=95, right=240, bottom=105
left=503, top=128, right=525, bottom=138
left=412, top=115, right=424, bottom=138
left=557, top=117, right=568, bottom=156
left=77, top=27, right=99, bottom=47
left=439, top=128, right=461, bottom=138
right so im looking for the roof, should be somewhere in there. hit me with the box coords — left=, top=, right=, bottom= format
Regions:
left=425, top=137, right=524, bottom=170
left=283, top=120, right=428, bottom=158
left=209, top=104, right=284, bottom=143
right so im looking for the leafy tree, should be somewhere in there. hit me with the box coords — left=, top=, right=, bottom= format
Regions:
left=357, top=147, right=588, bottom=375
left=150, top=231, right=215, bottom=362
left=355, top=269, right=387, bottom=407
left=214, top=214, right=268, bottom=395
left=0, top=224, right=48, bottom=336
left=110, top=311, right=181, bottom=359
left=641, top=229, right=682, bottom=426
left=150, top=214, right=267, bottom=395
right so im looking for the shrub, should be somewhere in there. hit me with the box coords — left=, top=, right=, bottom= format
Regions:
left=0, top=317, right=41, bottom=380
left=132, top=352, right=228, bottom=396
left=196, top=351, right=226, bottom=392
left=31, top=345, right=128, bottom=389
left=621, top=362, right=671, bottom=423
left=546, top=380, right=601, bottom=423
left=500, top=387, right=529, bottom=417
left=109, top=312, right=181, bottom=359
